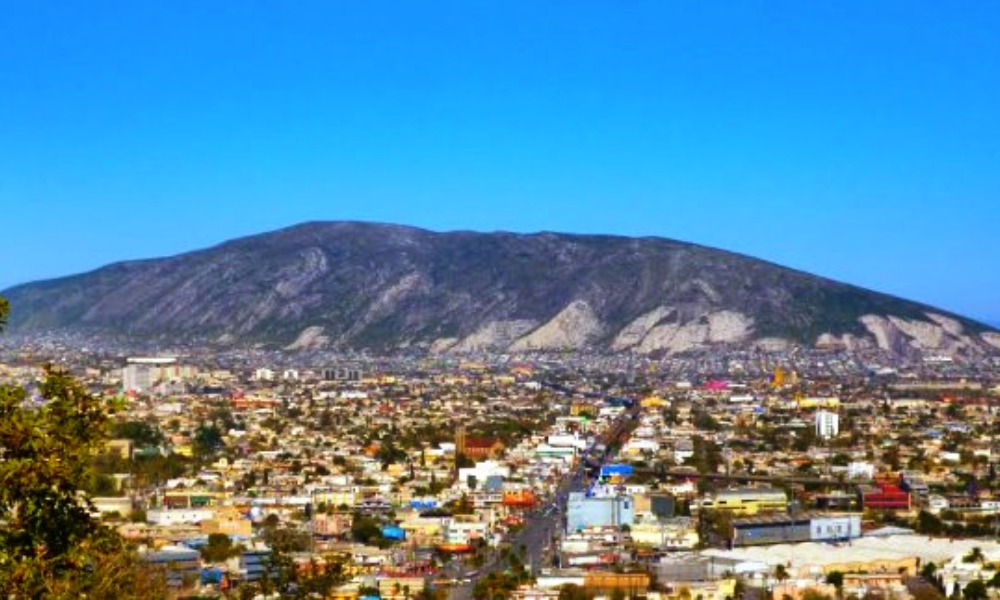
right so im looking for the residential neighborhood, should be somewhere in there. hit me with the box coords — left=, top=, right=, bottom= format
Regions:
left=4, top=342, right=1000, bottom=599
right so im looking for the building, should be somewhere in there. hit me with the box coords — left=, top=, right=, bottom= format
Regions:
left=122, top=357, right=197, bottom=394
left=147, top=508, right=214, bottom=526
left=142, top=545, right=200, bottom=588
left=859, top=482, right=911, bottom=511
left=322, top=367, right=363, bottom=381
left=815, top=410, right=839, bottom=439
left=201, top=507, right=253, bottom=536
left=846, top=462, right=875, bottom=480
left=455, top=427, right=505, bottom=460
left=900, top=471, right=929, bottom=497
left=458, top=460, right=510, bottom=490
left=439, top=515, right=489, bottom=550
left=566, top=492, right=635, bottom=532
left=730, top=513, right=861, bottom=547
left=629, top=518, right=698, bottom=550
left=699, top=488, right=787, bottom=515
left=123, top=357, right=173, bottom=393
left=239, top=545, right=273, bottom=584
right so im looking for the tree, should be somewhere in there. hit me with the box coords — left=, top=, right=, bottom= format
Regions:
left=201, top=532, right=238, bottom=563
left=0, top=295, right=167, bottom=596
left=964, top=547, right=985, bottom=564
left=985, top=572, right=1000, bottom=590
left=916, top=511, right=945, bottom=536
left=964, top=579, right=988, bottom=600
left=350, top=514, right=384, bottom=545
left=825, top=571, right=845, bottom=598
left=193, top=423, right=224, bottom=460
left=111, top=419, right=164, bottom=447
left=774, top=564, right=790, bottom=584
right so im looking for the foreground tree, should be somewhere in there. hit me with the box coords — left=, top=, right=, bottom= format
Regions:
left=0, top=297, right=166, bottom=596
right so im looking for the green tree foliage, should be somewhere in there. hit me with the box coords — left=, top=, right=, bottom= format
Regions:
left=825, top=571, right=845, bottom=597
left=916, top=511, right=945, bottom=536
left=193, top=423, right=224, bottom=459
left=559, top=583, right=593, bottom=600
left=351, top=514, right=384, bottom=545
left=697, top=509, right=733, bottom=549
left=964, top=579, right=988, bottom=600
left=774, top=564, right=790, bottom=583
left=456, top=452, right=476, bottom=469
left=376, top=440, right=408, bottom=467
left=201, top=532, right=238, bottom=563
left=0, top=295, right=166, bottom=596
left=964, top=547, right=985, bottom=564
left=473, top=570, right=527, bottom=599
left=111, top=419, right=165, bottom=447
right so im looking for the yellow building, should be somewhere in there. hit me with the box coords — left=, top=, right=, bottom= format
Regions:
left=796, top=397, right=840, bottom=409
left=699, top=488, right=787, bottom=515
left=640, top=396, right=668, bottom=408
left=584, top=572, right=650, bottom=595
left=201, top=507, right=252, bottom=537
left=106, top=439, right=133, bottom=459
left=313, top=487, right=358, bottom=508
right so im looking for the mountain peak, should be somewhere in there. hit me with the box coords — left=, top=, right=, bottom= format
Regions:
left=3, top=221, right=997, bottom=356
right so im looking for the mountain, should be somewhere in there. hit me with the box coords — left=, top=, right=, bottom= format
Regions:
left=4, top=221, right=998, bottom=355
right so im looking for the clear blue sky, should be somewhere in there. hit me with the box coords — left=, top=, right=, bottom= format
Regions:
left=2, top=1, right=998, bottom=324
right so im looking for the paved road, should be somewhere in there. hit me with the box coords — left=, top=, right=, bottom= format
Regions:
left=445, top=407, right=636, bottom=598
left=444, top=467, right=586, bottom=598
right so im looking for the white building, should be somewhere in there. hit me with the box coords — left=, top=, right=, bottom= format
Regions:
left=847, top=462, right=875, bottom=480
left=810, top=514, right=862, bottom=541
left=815, top=410, right=839, bottom=439
left=122, top=357, right=184, bottom=393
left=458, top=460, right=510, bottom=490
left=441, top=515, right=490, bottom=546
left=253, top=368, right=275, bottom=381
left=146, top=508, right=214, bottom=526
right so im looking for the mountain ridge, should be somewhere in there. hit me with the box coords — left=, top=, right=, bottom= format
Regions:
left=4, top=221, right=998, bottom=356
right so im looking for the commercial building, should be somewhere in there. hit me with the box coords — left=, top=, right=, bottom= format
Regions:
left=858, top=483, right=911, bottom=511
left=815, top=410, right=839, bottom=438
left=142, top=545, right=200, bottom=588
left=699, top=488, right=787, bottom=515
left=566, top=491, right=635, bottom=532
left=122, top=357, right=197, bottom=394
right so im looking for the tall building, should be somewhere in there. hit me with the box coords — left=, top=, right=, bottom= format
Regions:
left=816, top=410, right=840, bottom=439
left=122, top=357, right=197, bottom=394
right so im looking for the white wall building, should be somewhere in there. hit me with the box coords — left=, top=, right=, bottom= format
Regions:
left=146, top=508, right=214, bottom=526
left=458, top=460, right=510, bottom=490
left=810, top=514, right=862, bottom=541
left=847, top=462, right=875, bottom=480
left=815, top=410, right=839, bottom=439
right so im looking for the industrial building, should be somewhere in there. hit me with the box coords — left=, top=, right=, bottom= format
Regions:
left=730, top=513, right=861, bottom=547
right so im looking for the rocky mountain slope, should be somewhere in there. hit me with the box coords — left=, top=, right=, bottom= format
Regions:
left=4, top=222, right=998, bottom=355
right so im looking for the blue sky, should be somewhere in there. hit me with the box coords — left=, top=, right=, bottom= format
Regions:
left=2, top=2, right=998, bottom=324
